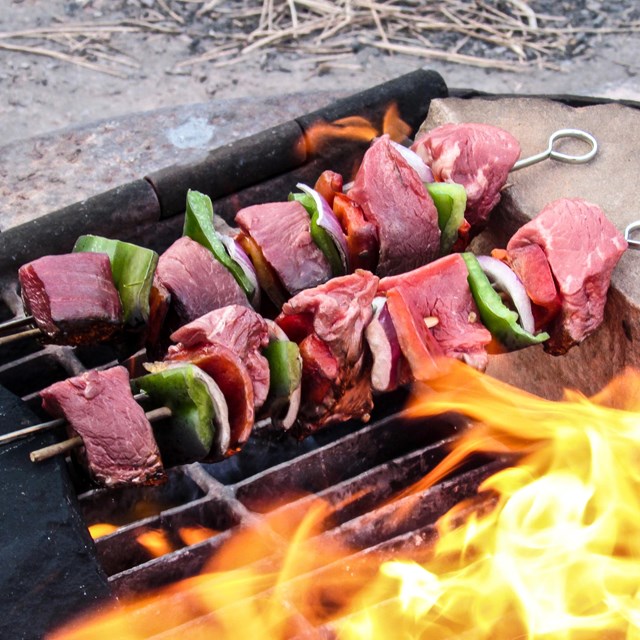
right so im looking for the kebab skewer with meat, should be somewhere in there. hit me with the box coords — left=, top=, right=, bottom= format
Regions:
left=0, top=123, right=596, bottom=350
left=16, top=197, right=626, bottom=488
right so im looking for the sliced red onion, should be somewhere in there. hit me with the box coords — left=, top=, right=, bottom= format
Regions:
left=296, top=183, right=350, bottom=273
left=390, top=140, right=434, bottom=183
left=366, top=297, right=402, bottom=393
left=476, top=255, right=535, bottom=334
left=219, top=235, right=261, bottom=308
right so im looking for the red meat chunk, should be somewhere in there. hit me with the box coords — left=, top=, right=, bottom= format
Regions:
left=379, top=254, right=492, bottom=373
left=171, top=305, right=270, bottom=410
left=19, top=252, right=123, bottom=345
left=506, top=198, right=627, bottom=354
left=235, top=200, right=331, bottom=295
left=155, top=236, right=248, bottom=326
left=277, top=270, right=378, bottom=432
left=412, top=123, right=521, bottom=230
left=349, top=134, right=440, bottom=276
left=40, top=367, right=165, bottom=487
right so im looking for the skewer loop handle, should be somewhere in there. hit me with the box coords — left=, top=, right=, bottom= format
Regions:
left=511, top=129, right=598, bottom=171
left=625, top=221, right=640, bottom=250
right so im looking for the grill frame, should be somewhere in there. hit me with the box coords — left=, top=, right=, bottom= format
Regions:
left=1, top=75, right=635, bottom=638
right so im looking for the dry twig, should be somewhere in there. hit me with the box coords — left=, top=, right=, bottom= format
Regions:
left=1, top=0, right=636, bottom=77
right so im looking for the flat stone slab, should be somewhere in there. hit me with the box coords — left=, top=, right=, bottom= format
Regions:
left=0, top=92, right=335, bottom=231
left=421, top=97, right=640, bottom=398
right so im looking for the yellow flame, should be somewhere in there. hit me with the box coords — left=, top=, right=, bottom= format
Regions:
left=136, top=529, right=174, bottom=558
left=52, top=364, right=640, bottom=639
left=88, top=523, right=118, bottom=539
left=178, top=525, right=219, bottom=547
left=338, top=363, right=640, bottom=638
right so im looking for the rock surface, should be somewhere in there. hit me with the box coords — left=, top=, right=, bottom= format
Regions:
left=421, top=97, right=640, bottom=398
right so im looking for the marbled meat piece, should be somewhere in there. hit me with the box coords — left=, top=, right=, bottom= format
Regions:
left=155, top=236, right=248, bottom=325
left=506, top=198, right=627, bottom=354
left=19, top=252, right=122, bottom=345
left=171, top=305, right=270, bottom=410
left=412, top=123, right=521, bottom=230
left=235, top=200, right=332, bottom=295
left=349, top=134, right=440, bottom=277
left=40, top=367, right=165, bottom=487
left=277, top=270, right=379, bottom=432
left=379, top=253, right=492, bottom=372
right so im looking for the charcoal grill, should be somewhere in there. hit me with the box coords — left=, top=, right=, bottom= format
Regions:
left=0, top=69, right=636, bottom=639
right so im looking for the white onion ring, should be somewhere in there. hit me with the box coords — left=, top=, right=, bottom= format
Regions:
left=296, top=183, right=350, bottom=273
left=219, top=235, right=261, bottom=308
left=366, top=297, right=402, bottom=392
left=476, top=255, right=535, bottom=334
left=390, top=140, right=434, bottom=183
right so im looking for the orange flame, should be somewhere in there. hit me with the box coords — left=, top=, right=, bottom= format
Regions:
left=382, top=102, right=412, bottom=142
left=136, top=529, right=174, bottom=558
left=52, top=364, right=640, bottom=639
left=178, top=526, right=219, bottom=546
left=88, top=523, right=118, bottom=539
left=304, top=102, right=411, bottom=155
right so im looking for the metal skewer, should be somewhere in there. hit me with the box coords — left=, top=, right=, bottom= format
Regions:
left=0, top=314, right=40, bottom=346
left=511, top=129, right=598, bottom=171
left=0, top=392, right=153, bottom=446
left=0, top=315, right=35, bottom=333
left=29, top=406, right=173, bottom=463
left=625, top=221, right=640, bottom=250
left=0, top=327, right=41, bottom=346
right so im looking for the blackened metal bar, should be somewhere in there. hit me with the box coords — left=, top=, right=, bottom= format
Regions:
left=146, top=69, right=448, bottom=220
left=0, top=315, right=34, bottom=334
left=146, top=120, right=308, bottom=221
left=0, top=178, right=161, bottom=274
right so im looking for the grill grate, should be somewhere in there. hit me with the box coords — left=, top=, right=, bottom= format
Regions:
left=79, top=409, right=502, bottom=598
left=0, top=272, right=506, bottom=629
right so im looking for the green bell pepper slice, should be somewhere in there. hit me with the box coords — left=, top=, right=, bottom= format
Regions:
left=133, top=364, right=222, bottom=465
left=183, top=189, right=255, bottom=301
left=289, top=192, right=346, bottom=277
left=426, top=182, right=467, bottom=256
left=263, top=340, right=302, bottom=400
left=462, top=253, right=549, bottom=351
left=73, top=235, right=158, bottom=329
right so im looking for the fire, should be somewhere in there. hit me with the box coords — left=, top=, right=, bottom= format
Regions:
left=382, top=102, right=412, bottom=142
left=303, top=102, right=410, bottom=155
left=136, top=529, right=174, bottom=558
left=51, top=363, right=640, bottom=639
left=88, top=523, right=118, bottom=539
left=341, top=362, right=640, bottom=638
left=178, top=525, right=219, bottom=546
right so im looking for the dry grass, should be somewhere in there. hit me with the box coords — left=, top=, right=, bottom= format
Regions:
left=0, top=0, right=638, bottom=76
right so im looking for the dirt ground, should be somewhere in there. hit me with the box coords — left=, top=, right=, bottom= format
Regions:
left=1, top=0, right=639, bottom=146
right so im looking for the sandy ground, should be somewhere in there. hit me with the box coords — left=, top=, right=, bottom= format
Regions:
left=1, top=1, right=639, bottom=146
